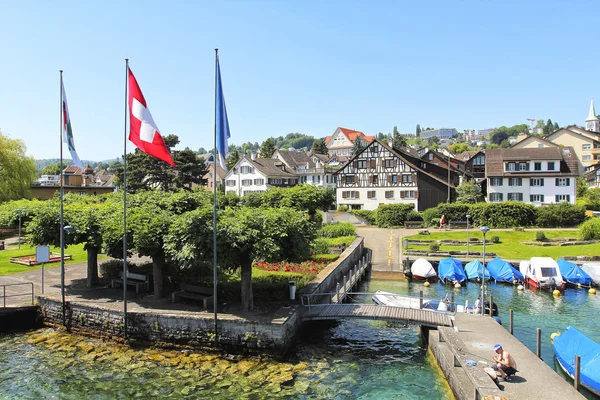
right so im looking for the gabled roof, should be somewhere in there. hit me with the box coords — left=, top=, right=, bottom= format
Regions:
left=325, top=127, right=375, bottom=146
left=63, top=165, right=84, bottom=174
left=454, top=150, right=484, bottom=161
left=273, top=150, right=326, bottom=170
left=485, top=147, right=578, bottom=177
left=545, top=126, right=600, bottom=143
left=203, top=164, right=227, bottom=180
left=510, top=134, right=558, bottom=148
left=246, top=157, right=297, bottom=178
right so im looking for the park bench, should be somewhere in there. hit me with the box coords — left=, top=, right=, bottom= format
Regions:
left=111, top=271, right=150, bottom=294
left=172, top=284, right=214, bottom=309
left=448, top=220, right=468, bottom=229
left=404, top=221, right=424, bottom=229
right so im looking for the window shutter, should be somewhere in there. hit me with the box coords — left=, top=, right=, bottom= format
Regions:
left=566, top=178, right=570, bottom=186
left=415, top=191, right=419, bottom=198
left=342, top=191, right=347, bottom=199
left=555, top=178, right=559, bottom=186
left=567, top=195, right=570, bottom=202
left=400, top=191, right=405, bottom=198
left=353, top=161, right=358, bottom=168
left=355, top=191, right=360, bottom=199
left=530, top=195, right=533, bottom=202
left=541, top=195, right=544, bottom=202
left=354, top=175, right=358, bottom=183
left=518, top=178, right=522, bottom=186
left=388, top=175, right=393, bottom=184
left=541, top=178, right=544, bottom=186
left=393, top=159, right=397, bottom=167
left=370, top=159, right=376, bottom=168
left=555, top=195, right=559, bottom=202
left=519, top=193, right=523, bottom=201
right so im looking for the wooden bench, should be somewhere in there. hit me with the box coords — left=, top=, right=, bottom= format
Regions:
left=404, top=221, right=424, bottom=229
left=448, top=220, right=468, bottom=229
left=172, top=284, right=214, bottom=309
left=111, top=272, right=150, bottom=294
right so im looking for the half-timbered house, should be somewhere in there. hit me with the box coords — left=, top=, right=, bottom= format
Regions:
left=334, top=139, right=455, bottom=211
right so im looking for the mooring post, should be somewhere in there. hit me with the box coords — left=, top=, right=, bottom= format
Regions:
left=575, top=355, right=581, bottom=391
left=343, top=274, right=347, bottom=293
left=509, top=309, right=513, bottom=335
left=489, top=294, right=493, bottom=316
left=536, top=328, right=542, bottom=358
left=419, top=290, right=423, bottom=309
left=450, top=292, right=455, bottom=312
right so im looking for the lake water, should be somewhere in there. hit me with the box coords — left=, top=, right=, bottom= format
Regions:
left=1, top=275, right=598, bottom=399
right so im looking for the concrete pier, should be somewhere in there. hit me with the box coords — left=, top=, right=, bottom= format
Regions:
left=429, top=313, right=584, bottom=400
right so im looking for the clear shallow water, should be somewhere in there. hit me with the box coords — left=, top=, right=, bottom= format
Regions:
left=1, top=276, right=597, bottom=399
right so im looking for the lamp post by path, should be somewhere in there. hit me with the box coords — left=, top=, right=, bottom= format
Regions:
left=466, top=214, right=471, bottom=257
left=480, top=226, right=490, bottom=316
left=13, top=209, right=26, bottom=249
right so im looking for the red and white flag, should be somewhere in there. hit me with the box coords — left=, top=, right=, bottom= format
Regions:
left=128, top=68, right=175, bottom=167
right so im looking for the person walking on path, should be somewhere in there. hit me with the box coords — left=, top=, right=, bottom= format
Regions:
left=492, top=344, right=518, bottom=381
left=439, top=215, right=446, bottom=230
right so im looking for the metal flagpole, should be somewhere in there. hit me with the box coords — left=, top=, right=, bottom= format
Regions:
left=59, top=70, right=66, bottom=328
left=123, top=58, right=129, bottom=339
left=213, top=48, right=219, bottom=337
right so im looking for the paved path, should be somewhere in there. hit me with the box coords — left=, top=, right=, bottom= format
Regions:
left=357, top=227, right=414, bottom=272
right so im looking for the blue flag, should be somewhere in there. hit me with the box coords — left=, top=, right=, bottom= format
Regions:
left=216, top=57, right=231, bottom=171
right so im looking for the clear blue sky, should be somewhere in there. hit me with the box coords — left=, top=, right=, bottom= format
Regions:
left=2, top=0, right=599, bottom=161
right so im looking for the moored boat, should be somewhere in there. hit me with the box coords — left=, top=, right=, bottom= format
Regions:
left=557, top=258, right=593, bottom=288
left=581, top=262, right=600, bottom=285
left=486, top=257, right=524, bottom=284
left=409, top=258, right=437, bottom=282
left=522, top=257, right=566, bottom=292
left=464, top=259, right=490, bottom=282
left=438, top=257, right=466, bottom=285
left=371, top=291, right=498, bottom=315
left=553, top=326, right=600, bottom=397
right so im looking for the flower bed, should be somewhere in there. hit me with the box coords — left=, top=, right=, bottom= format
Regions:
left=253, top=259, right=331, bottom=278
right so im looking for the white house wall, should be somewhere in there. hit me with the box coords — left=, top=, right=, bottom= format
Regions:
left=487, top=176, right=576, bottom=205
left=224, top=159, right=268, bottom=196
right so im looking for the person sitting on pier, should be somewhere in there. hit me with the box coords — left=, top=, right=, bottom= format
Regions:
left=492, top=344, right=518, bottom=381
left=473, top=296, right=482, bottom=314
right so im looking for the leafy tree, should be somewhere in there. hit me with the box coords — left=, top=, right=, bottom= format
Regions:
left=351, top=138, right=365, bottom=155
left=491, top=131, right=509, bottom=145
left=455, top=180, right=483, bottom=203
left=449, top=143, right=472, bottom=154
left=310, top=139, right=328, bottom=155
left=576, top=177, right=589, bottom=198
left=553, top=122, right=559, bottom=130
left=377, top=132, right=386, bottom=140
left=259, top=138, right=277, bottom=158
left=392, top=126, right=407, bottom=151
left=274, top=133, right=315, bottom=150
left=226, top=150, right=240, bottom=170
left=543, top=119, right=555, bottom=136
left=95, top=162, right=109, bottom=171
left=198, top=147, right=207, bottom=154
left=40, top=162, right=63, bottom=176
left=0, top=131, right=38, bottom=202
left=172, top=147, right=207, bottom=190
left=416, top=124, right=421, bottom=137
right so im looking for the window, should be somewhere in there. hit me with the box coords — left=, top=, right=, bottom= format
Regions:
left=400, top=190, right=417, bottom=199
left=548, top=162, right=555, bottom=171
left=402, top=174, right=413, bottom=183
left=318, top=175, right=321, bottom=183
left=241, top=179, right=252, bottom=186
left=519, top=162, right=529, bottom=171
left=367, top=191, right=376, bottom=199
left=505, top=162, right=516, bottom=171
left=538, top=144, right=544, bottom=148
left=534, top=162, right=542, bottom=171
left=240, top=166, right=254, bottom=174
left=508, top=178, right=522, bottom=186
left=345, top=175, right=356, bottom=184
left=583, top=155, right=592, bottom=161
left=253, top=179, right=264, bottom=185
left=388, top=175, right=398, bottom=184
left=226, top=180, right=236, bottom=187
left=77, top=191, right=87, bottom=195
left=490, top=177, right=503, bottom=186
left=583, top=144, right=592, bottom=150
left=385, top=159, right=394, bottom=168
left=489, top=193, right=503, bottom=202
left=473, top=156, right=484, bottom=165
left=508, top=193, right=523, bottom=201
left=385, top=191, right=394, bottom=199
left=555, top=194, right=570, bottom=203
left=357, top=160, right=367, bottom=169
left=269, top=178, right=283, bottom=185
left=555, top=178, right=570, bottom=186
left=530, top=194, right=544, bottom=203
left=372, top=175, right=378, bottom=184
left=531, top=178, right=544, bottom=186
left=342, top=191, right=359, bottom=199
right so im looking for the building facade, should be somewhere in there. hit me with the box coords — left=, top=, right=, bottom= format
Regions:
left=325, top=127, right=375, bottom=156
left=419, top=128, right=458, bottom=140
left=224, top=156, right=298, bottom=196
left=271, top=150, right=336, bottom=189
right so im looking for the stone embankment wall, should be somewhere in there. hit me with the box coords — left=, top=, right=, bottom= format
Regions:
left=38, top=237, right=366, bottom=355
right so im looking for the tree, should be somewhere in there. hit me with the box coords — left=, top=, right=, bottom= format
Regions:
left=543, top=119, right=554, bottom=136
left=310, top=139, right=328, bottom=155
left=491, top=130, right=509, bottom=145
left=351, top=138, right=365, bottom=155
left=392, top=127, right=407, bottom=152
left=449, top=143, right=472, bottom=154
left=455, top=180, right=483, bottom=203
left=40, top=162, right=63, bottom=176
left=172, top=147, right=207, bottom=190
left=416, top=124, right=421, bottom=137
left=576, top=177, right=588, bottom=198
left=226, top=150, right=240, bottom=170
left=198, top=147, right=207, bottom=154
left=0, top=131, right=37, bottom=202
left=259, top=138, right=277, bottom=158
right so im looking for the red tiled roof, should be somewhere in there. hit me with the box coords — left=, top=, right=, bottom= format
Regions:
left=63, top=165, right=84, bottom=174
left=325, top=127, right=375, bottom=145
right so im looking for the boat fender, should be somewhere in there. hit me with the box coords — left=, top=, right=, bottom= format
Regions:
left=550, top=332, right=560, bottom=342
left=492, top=316, right=502, bottom=325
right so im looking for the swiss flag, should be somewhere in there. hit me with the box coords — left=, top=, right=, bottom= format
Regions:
left=128, top=68, right=175, bottom=167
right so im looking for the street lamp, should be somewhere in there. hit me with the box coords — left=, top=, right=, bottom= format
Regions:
left=480, top=226, right=491, bottom=316
left=466, top=214, right=472, bottom=257
left=13, top=209, right=26, bottom=249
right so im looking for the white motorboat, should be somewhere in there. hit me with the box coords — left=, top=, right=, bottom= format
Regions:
left=409, top=258, right=438, bottom=282
left=581, top=262, right=600, bottom=285
left=522, top=257, right=565, bottom=292
left=371, top=291, right=499, bottom=316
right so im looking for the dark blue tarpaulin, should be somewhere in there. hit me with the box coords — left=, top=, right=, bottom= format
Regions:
left=464, top=259, right=490, bottom=280
left=557, top=258, right=593, bottom=286
left=554, top=326, right=600, bottom=394
left=438, top=258, right=466, bottom=283
left=486, top=257, right=523, bottom=283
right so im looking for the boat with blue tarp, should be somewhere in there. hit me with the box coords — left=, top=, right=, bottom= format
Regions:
left=486, top=257, right=523, bottom=284
left=438, top=257, right=466, bottom=285
left=464, top=259, right=490, bottom=282
left=553, top=326, right=600, bottom=397
left=556, top=258, right=593, bottom=288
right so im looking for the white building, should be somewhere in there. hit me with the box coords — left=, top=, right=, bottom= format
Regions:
left=271, top=150, right=336, bottom=190
left=224, top=155, right=298, bottom=196
left=485, top=147, right=578, bottom=205
left=419, top=128, right=458, bottom=140
left=325, top=127, right=375, bottom=156
left=38, top=175, right=60, bottom=186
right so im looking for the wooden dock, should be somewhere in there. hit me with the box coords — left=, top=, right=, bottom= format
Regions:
left=302, top=304, right=453, bottom=328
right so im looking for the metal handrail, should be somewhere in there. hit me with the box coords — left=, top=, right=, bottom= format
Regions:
left=1, top=282, right=34, bottom=307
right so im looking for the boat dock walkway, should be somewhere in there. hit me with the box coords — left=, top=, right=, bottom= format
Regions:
left=430, top=312, right=584, bottom=400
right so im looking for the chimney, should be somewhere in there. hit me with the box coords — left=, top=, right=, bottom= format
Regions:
left=251, top=151, right=256, bottom=160
left=388, top=137, right=393, bottom=147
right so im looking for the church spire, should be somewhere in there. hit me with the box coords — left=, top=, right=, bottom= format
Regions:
left=587, top=98, right=598, bottom=121
left=586, top=98, right=599, bottom=132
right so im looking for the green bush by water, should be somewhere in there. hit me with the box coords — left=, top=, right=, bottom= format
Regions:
left=580, top=218, right=600, bottom=240
left=318, top=222, right=356, bottom=238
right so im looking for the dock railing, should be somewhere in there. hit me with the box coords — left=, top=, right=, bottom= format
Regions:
left=1, top=282, right=34, bottom=307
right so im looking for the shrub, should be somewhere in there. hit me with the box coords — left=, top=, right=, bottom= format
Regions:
left=490, top=235, right=500, bottom=243
left=535, top=231, right=546, bottom=242
left=422, top=206, right=442, bottom=227
left=324, top=236, right=356, bottom=247
left=353, top=209, right=377, bottom=225
left=311, top=237, right=330, bottom=254
left=421, top=203, right=470, bottom=227
left=536, top=203, right=587, bottom=228
left=376, top=203, right=414, bottom=228
left=429, top=242, right=440, bottom=252
left=99, top=259, right=137, bottom=279
left=318, top=222, right=356, bottom=238
left=406, top=211, right=423, bottom=221
left=580, top=218, right=600, bottom=240
left=469, top=202, right=537, bottom=228
left=310, top=254, right=339, bottom=262
left=337, top=205, right=349, bottom=212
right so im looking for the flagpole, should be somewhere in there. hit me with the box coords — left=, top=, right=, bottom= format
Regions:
left=59, top=70, right=66, bottom=328
left=123, top=58, right=129, bottom=339
left=213, top=48, right=219, bottom=337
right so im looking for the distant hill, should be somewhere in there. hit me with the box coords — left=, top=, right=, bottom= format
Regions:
left=35, top=158, right=121, bottom=171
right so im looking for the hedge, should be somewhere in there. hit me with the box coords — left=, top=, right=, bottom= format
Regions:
left=535, top=203, right=586, bottom=228
left=352, top=209, right=377, bottom=225
left=376, top=204, right=414, bottom=227
left=318, top=222, right=356, bottom=238
left=467, top=202, right=537, bottom=228
left=580, top=218, right=600, bottom=240
left=421, top=203, right=470, bottom=227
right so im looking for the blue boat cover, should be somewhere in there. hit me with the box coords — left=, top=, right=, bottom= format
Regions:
left=486, top=257, right=524, bottom=283
left=557, top=258, right=593, bottom=286
left=464, top=260, right=490, bottom=280
left=553, top=326, right=600, bottom=393
left=438, top=258, right=466, bottom=283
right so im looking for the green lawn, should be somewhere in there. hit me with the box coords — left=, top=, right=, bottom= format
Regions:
left=0, top=244, right=106, bottom=276
left=405, top=229, right=600, bottom=259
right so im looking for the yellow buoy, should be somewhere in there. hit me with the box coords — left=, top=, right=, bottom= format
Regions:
left=424, top=281, right=430, bottom=287
left=578, top=283, right=582, bottom=288
left=454, top=283, right=462, bottom=289
left=517, top=285, right=524, bottom=291
left=550, top=332, right=560, bottom=342
left=553, top=289, right=560, bottom=296
left=590, top=288, right=597, bottom=295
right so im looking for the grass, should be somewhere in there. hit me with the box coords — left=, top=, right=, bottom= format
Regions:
left=405, top=229, right=600, bottom=259
left=0, top=244, right=107, bottom=276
